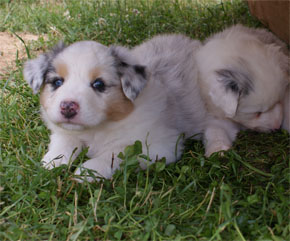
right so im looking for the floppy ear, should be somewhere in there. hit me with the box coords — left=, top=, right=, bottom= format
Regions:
left=23, top=54, right=49, bottom=94
left=209, top=68, right=253, bottom=118
left=208, top=73, right=239, bottom=118
left=110, top=45, right=147, bottom=101
left=23, top=41, right=66, bottom=94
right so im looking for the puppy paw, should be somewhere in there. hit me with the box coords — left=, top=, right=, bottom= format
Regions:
left=41, top=154, right=69, bottom=169
left=74, top=159, right=114, bottom=182
left=205, top=143, right=231, bottom=157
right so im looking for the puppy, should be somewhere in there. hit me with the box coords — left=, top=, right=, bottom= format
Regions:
left=282, top=85, right=290, bottom=131
left=195, top=24, right=289, bottom=156
left=23, top=35, right=206, bottom=180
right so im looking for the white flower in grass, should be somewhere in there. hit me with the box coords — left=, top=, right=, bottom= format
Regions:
left=132, top=9, right=140, bottom=15
left=63, top=10, right=71, bottom=20
left=98, top=18, right=107, bottom=26
left=49, top=26, right=60, bottom=36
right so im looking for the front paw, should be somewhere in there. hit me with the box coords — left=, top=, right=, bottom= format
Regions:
left=41, top=153, right=69, bottom=169
left=74, top=159, right=114, bottom=182
left=205, top=142, right=231, bottom=157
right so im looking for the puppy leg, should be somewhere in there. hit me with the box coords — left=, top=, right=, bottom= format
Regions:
left=42, top=133, right=82, bottom=169
left=282, top=85, right=289, bottom=132
left=74, top=137, right=183, bottom=182
left=74, top=152, right=119, bottom=182
left=204, top=119, right=239, bottom=157
left=138, top=139, right=183, bottom=169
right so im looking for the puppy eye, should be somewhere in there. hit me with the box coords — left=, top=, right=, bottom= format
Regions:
left=52, top=78, right=64, bottom=88
left=91, top=78, right=105, bottom=92
left=256, top=112, right=262, bottom=118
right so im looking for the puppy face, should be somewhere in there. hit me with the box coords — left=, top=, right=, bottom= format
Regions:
left=24, top=41, right=147, bottom=130
left=197, top=25, right=289, bottom=132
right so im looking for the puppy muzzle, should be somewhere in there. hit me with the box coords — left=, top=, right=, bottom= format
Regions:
left=60, top=101, right=79, bottom=119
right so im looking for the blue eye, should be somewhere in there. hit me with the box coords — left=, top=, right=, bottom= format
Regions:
left=52, top=78, right=64, bottom=88
left=91, top=78, right=105, bottom=92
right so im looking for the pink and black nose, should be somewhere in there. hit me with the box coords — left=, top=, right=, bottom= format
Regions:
left=60, top=101, right=79, bottom=119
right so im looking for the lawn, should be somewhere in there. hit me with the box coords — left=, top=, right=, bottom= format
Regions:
left=0, top=0, right=289, bottom=240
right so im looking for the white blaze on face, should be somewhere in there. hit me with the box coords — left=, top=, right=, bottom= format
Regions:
left=39, top=41, right=134, bottom=130
left=245, top=103, right=283, bottom=131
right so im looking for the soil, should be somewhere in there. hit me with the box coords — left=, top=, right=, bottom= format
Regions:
left=0, top=32, right=45, bottom=75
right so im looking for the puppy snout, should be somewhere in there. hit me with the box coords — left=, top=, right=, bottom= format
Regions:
left=272, top=121, right=282, bottom=131
left=60, top=101, right=79, bottom=119
left=271, top=103, right=283, bottom=131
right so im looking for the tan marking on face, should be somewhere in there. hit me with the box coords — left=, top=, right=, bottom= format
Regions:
left=40, top=85, right=51, bottom=111
left=106, top=89, right=134, bottom=121
left=55, top=62, right=68, bottom=79
left=89, top=67, right=102, bottom=80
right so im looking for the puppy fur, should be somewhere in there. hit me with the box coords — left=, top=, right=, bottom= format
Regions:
left=282, top=85, right=290, bottom=131
left=196, top=24, right=290, bottom=156
left=23, top=35, right=206, bottom=180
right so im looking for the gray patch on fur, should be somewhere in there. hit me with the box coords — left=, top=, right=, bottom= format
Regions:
left=134, top=65, right=146, bottom=79
left=120, top=66, right=147, bottom=101
left=23, top=41, right=66, bottom=93
left=23, top=54, right=50, bottom=93
left=110, top=45, right=147, bottom=101
left=216, top=68, right=254, bottom=96
left=50, top=41, right=66, bottom=57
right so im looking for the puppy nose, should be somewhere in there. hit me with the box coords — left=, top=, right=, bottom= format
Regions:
left=272, top=122, right=281, bottom=131
left=271, top=103, right=283, bottom=131
left=271, top=118, right=282, bottom=131
left=60, top=101, right=79, bottom=119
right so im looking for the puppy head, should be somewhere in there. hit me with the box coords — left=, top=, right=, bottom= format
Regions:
left=23, top=41, right=147, bottom=130
left=197, top=25, right=289, bottom=131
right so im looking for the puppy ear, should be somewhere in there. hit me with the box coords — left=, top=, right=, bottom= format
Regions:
left=210, top=68, right=253, bottom=118
left=110, top=45, right=147, bottom=101
left=23, top=41, right=66, bottom=94
left=23, top=54, right=49, bottom=94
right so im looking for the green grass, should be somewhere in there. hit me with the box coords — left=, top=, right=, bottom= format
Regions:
left=0, top=0, right=289, bottom=240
